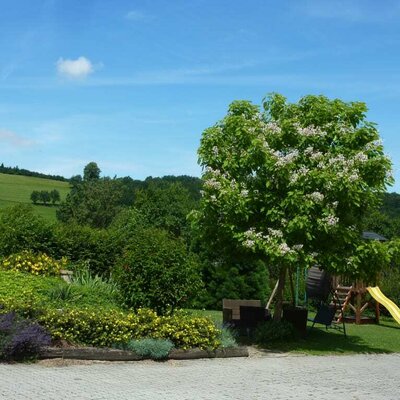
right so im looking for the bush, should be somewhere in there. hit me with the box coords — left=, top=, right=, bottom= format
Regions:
left=113, top=228, right=202, bottom=314
left=255, top=320, right=297, bottom=345
left=0, top=205, right=55, bottom=257
left=123, top=338, right=174, bottom=360
left=0, top=311, right=51, bottom=360
left=52, top=223, right=116, bottom=276
left=380, top=266, right=400, bottom=307
left=219, top=327, right=238, bottom=348
left=0, top=251, right=67, bottom=276
left=31, top=308, right=220, bottom=349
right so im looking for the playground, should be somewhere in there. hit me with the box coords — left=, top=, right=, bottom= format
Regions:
left=218, top=234, right=400, bottom=357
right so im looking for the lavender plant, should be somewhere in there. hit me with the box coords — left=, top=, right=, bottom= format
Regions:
left=0, top=311, right=51, bottom=360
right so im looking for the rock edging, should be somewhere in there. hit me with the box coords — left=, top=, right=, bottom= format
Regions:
left=39, top=346, right=248, bottom=361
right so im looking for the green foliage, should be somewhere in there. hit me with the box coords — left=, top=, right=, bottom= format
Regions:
left=45, top=282, right=82, bottom=303
left=219, top=327, right=237, bottom=348
left=379, top=239, right=400, bottom=306
left=40, top=190, right=51, bottom=205
left=0, top=204, right=56, bottom=257
left=193, top=93, right=393, bottom=301
left=0, top=270, right=62, bottom=317
left=30, top=190, right=40, bottom=205
left=363, top=210, right=400, bottom=240
left=52, top=223, right=116, bottom=276
left=380, top=266, right=400, bottom=307
left=70, top=264, right=120, bottom=302
left=0, top=251, right=67, bottom=276
left=57, top=177, right=123, bottom=229
left=0, top=269, right=120, bottom=313
left=255, top=320, right=297, bottom=344
left=21, top=307, right=221, bottom=349
left=114, top=228, right=202, bottom=314
left=341, top=240, right=392, bottom=281
left=134, top=181, right=197, bottom=237
left=50, top=189, right=61, bottom=205
left=363, top=193, right=400, bottom=240
left=83, top=162, right=101, bottom=182
left=0, top=164, right=66, bottom=182
left=123, top=338, right=174, bottom=359
left=108, top=207, right=146, bottom=250
left=381, top=192, right=400, bottom=219
left=143, top=175, right=202, bottom=202
left=194, top=257, right=270, bottom=309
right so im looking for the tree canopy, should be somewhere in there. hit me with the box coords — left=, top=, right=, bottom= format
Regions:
left=83, top=162, right=101, bottom=182
left=192, top=93, right=393, bottom=318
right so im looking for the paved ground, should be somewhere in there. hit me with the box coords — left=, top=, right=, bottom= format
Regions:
left=1, top=352, right=400, bottom=399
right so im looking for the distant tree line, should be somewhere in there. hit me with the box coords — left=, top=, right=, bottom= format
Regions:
left=0, top=163, right=67, bottom=182
left=30, top=190, right=60, bottom=206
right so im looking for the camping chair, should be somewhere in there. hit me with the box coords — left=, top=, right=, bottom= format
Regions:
left=308, top=301, right=346, bottom=337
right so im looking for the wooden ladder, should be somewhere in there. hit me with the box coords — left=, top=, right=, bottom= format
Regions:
left=332, top=285, right=353, bottom=323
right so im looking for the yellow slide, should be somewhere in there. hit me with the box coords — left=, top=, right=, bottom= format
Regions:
left=367, top=286, right=400, bottom=325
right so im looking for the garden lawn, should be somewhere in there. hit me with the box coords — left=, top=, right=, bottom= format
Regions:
left=195, top=310, right=400, bottom=354
left=0, top=173, right=70, bottom=221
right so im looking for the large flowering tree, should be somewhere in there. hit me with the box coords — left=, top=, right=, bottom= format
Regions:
left=192, top=94, right=393, bottom=319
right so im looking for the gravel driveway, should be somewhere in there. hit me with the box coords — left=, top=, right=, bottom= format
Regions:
left=1, top=352, right=399, bottom=399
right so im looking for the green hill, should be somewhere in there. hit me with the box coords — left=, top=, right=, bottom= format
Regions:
left=0, top=173, right=70, bottom=221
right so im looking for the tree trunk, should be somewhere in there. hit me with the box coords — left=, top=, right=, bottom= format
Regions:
left=273, top=265, right=287, bottom=321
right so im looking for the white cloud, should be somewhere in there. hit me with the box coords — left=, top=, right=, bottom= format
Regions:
left=125, top=10, right=152, bottom=22
left=0, top=129, right=35, bottom=147
left=56, top=56, right=94, bottom=79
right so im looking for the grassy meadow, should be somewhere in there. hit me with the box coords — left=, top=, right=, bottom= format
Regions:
left=0, top=173, right=70, bottom=221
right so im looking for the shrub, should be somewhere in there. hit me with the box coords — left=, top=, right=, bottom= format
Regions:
left=0, top=312, right=51, bottom=360
left=124, top=338, right=174, bottom=360
left=52, top=223, right=117, bottom=276
left=219, top=327, right=238, bottom=348
left=0, top=251, right=67, bottom=276
left=33, top=308, right=220, bottom=349
left=380, top=266, right=400, bottom=307
left=255, top=320, right=297, bottom=345
left=148, top=312, right=221, bottom=349
left=113, top=228, right=202, bottom=314
left=0, top=204, right=55, bottom=257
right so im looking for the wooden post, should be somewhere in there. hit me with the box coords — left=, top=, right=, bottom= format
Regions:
left=375, top=300, right=380, bottom=324
left=355, top=280, right=362, bottom=324
left=266, top=280, right=279, bottom=311
left=288, top=268, right=296, bottom=308
left=273, top=265, right=287, bottom=321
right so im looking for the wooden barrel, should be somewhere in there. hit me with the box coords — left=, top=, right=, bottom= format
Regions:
left=306, top=266, right=332, bottom=302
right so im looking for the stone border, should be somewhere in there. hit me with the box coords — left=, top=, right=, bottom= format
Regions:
left=39, top=346, right=248, bottom=361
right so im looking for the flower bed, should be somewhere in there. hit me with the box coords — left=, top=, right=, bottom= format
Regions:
left=0, top=304, right=221, bottom=351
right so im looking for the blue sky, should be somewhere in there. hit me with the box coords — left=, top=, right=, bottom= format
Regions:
left=0, top=0, right=399, bottom=191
